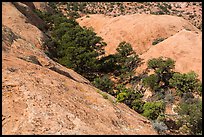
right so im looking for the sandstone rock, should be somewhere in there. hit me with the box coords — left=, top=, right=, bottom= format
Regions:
left=2, top=2, right=157, bottom=135
left=2, top=2, right=48, bottom=49
left=139, top=29, right=202, bottom=80
left=77, top=14, right=199, bottom=55
left=77, top=14, right=201, bottom=80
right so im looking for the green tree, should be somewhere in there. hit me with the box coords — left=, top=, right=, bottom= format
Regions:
left=114, top=41, right=142, bottom=82
left=99, top=54, right=118, bottom=73
left=92, top=75, right=114, bottom=94
left=34, top=5, right=106, bottom=80
left=51, top=20, right=105, bottom=80
left=116, top=91, right=130, bottom=102
left=142, top=74, right=160, bottom=91
left=169, top=71, right=201, bottom=96
left=116, top=41, right=135, bottom=57
left=143, top=57, right=175, bottom=92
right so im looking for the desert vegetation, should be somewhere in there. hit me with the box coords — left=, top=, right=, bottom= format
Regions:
left=55, top=2, right=202, bottom=31
left=152, top=38, right=165, bottom=45
left=34, top=3, right=202, bottom=135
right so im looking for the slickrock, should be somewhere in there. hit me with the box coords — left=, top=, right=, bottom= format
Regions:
left=77, top=14, right=199, bottom=55
left=139, top=29, right=202, bottom=80
left=2, top=2, right=157, bottom=135
left=77, top=14, right=201, bottom=80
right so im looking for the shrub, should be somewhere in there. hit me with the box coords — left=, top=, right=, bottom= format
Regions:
left=68, top=11, right=80, bottom=19
left=176, top=98, right=202, bottom=134
left=154, top=11, right=165, bottom=15
left=155, top=91, right=165, bottom=100
left=167, top=4, right=172, bottom=9
left=114, top=41, right=142, bottom=82
left=156, top=113, right=166, bottom=122
left=142, top=74, right=160, bottom=91
left=52, top=21, right=106, bottom=80
left=116, top=41, right=135, bottom=57
left=146, top=57, right=175, bottom=88
left=99, top=54, right=117, bottom=73
left=116, top=87, right=144, bottom=107
left=93, top=75, right=114, bottom=94
left=115, top=83, right=126, bottom=90
left=48, top=2, right=58, bottom=10
left=116, top=91, right=129, bottom=102
left=152, top=120, right=168, bottom=134
left=152, top=38, right=165, bottom=45
left=159, top=4, right=169, bottom=13
left=142, top=101, right=165, bottom=120
left=169, top=71, right=201, bottom=96
left=131, top=99, right=144, bottom=113
left=164, top=92, right=174, bottom=103
left=142, top=57, right=175, bottom=93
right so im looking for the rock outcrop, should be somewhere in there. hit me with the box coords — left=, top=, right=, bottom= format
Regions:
left=77, top=14, right=202, bottom=80
left=2, top=2, right=47, bottom=49
left=2, top=2, right=157, bottom=135
left=77, top=14, right=199, bottom=55
left=139, top=29, right=202, bottom=80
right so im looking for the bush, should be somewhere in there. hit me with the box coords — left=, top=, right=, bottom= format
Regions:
left=159, top=4, right=169, bottom=13
left=169, top=71, right=201, bottom=96
left=93, top=75, right=114, bottom=94
left=131, top=99, right=144, bottom=113
left=142, top=101, right=165, bottom=120
left=99, top=54, right=117, bottom=73
left=116, top=87, right=144, bottom=107
left=115, top=83, right=126, bottom=90
left=144, top=57, right=175, bottom=91
left=156, top=113, right=166, bottom=122
left=152, top=38, right=165, bottom=45
left=99, top=41, right=142, bottom=85
left=152, top=120, right=168, bottom=134
left=176, top=98, right=202, bottom=134
left=164, top=92, right=174, bottom=103
left=142, top=74, right=160, bottom=91
left=48, top=2, right=58, bottom=10
left=147, top=57, right=175, bottom=73
left=68, top=11, right=80, bottom=19
left=52, top=20, right=105, bottom=80
left=33, top=8, right=105, bottom=71
left=116, top=41, right=135, bottom=57
left=116, top=91, right=129, bottom=102
left=114, top=41, right=142, bottom=82
left=154, top=11, right=165, bottom=15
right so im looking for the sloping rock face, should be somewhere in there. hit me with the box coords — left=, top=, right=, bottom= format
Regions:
left=2, top=2, right=47, bottom=49
left=2, top=2, right=157, bottom=135
left=33, top=2, right=55, bottom=13
left=77, top=14, right=199, bottom=55
left=139, top=29, right=202, bottom=80
left=77, top=14, right=202, bottom=80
